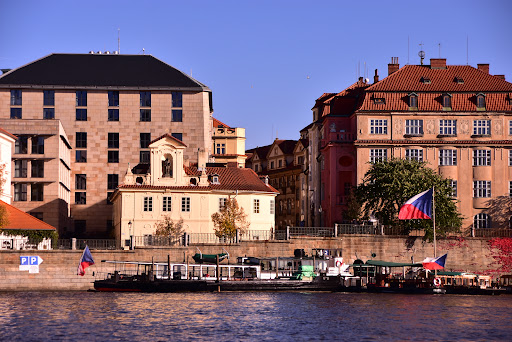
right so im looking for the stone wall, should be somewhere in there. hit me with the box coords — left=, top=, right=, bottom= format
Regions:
left=0, top=236, right=498, bottom=291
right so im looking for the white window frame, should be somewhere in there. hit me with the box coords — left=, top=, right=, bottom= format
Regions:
left=370, top=149, right=387, bottom=163
left=162, top=196, right=171, bottom=212
left=473, top=181, right=491, bottom=198
left=405, top=119, right=423, bottom=135
left=370, top=119, right=388, bottom=135
left=143, top=196, right=153, bottom=212
left=253, top=199, right=260, bottom=214
left=509, top=150, right=512, bottom=166
left=449, top=180, right=457, bottom=197
left=219, top=197, right=227, bottom=211
left=270, top=199, right=275, bottom=215
left=474, top=213, right=490, bottom=229
left=473, top=150, right=491, bottom=166
left=473, top=120, right=490, bottom=135
left=439, top=120, right=457, bottom=136
left=439, top=149, right=457, bottom=166
left=405, top=149, right=423, bottom=162
left=181, top=197, right=191, bottom=212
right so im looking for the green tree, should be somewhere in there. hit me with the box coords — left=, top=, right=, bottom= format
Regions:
left=155, top=216, right=184, bottom=240
left=211, top=198, right=249, bottom=238
left=355, top=158, right=462, bottom=240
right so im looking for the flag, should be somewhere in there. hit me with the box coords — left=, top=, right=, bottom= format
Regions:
left=422, top=254, right=447, bottom=270
left=77, top=245, right=95, bottom=276
left=398, top=188, right=433, bottom=220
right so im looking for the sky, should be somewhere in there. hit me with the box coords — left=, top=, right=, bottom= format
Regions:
left=1, top=0, right=511, bottom=149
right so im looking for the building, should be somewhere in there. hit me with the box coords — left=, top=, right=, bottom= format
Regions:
left=0, top=127, right=16, bottom=203
left=111, top=134, right=277, bottom=248
left=0, top=53, right=214, bottom=237
left=307, top=57, right=512, bottom=232
left=211, top=118, right=247, bottom=167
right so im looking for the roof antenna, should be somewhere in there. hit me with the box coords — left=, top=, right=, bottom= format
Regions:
left=407, top=36, right=410, bottom=65
left=418, top=42, right=425, bottom=65
left=118, top=28, right=120, bottom=54
left=466, top=35, right=469, bottom=65
left=143, top=48, right=145, bottom=55
left=438, top=43, right=441, bottom=58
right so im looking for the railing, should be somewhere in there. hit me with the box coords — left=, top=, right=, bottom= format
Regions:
left=133, top=235, right=181, bottom=247
left=468, top=228, right=512, bottom=238
left=239, top=230, right=273, bottom=241
left=337, top=224, right=380, bottom=235
left=188, top=233, right=237, bottom=244
left=56, top=239, right=119, bottom=250
left=288, top=227, right=336, bottom=238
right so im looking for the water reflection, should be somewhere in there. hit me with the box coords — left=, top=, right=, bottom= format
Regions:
left=0, top=292, right=511, bottom=341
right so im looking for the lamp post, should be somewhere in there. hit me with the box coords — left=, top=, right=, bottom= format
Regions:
left=128, top=220, right=133, bottom=250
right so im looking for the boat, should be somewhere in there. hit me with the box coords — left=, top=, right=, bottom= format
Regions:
left=436, top=271, right=504, bottom=295
left=192, top=252, right=228, bottom=264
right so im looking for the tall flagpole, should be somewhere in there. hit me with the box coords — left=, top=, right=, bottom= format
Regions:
left=432, top=186, right=436, bottom=258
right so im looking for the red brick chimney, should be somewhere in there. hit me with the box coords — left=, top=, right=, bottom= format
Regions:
left=374, top=69, right=379, bottom=83
left=477, top=64, right=490, bottom=74
left=430, top=58, right=447, bottom=69
left=494, top=75, right=505, bottom=80
left=388, top=57, right=399, bottom=76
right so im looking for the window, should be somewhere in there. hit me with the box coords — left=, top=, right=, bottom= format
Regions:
left=107, top=174, right=118, bottom=190
left=405, top=149, right=423, bottom=162
left=442, top=94, right=452, bottom=108
left=75, top=192, right=86, bottom=204
left=31, top=183, right=43, bottom=201
left=449, top=180, right=457, bottom=197
left=270, top=199, right=275, bottom=215
left=76, top=150, right=87, bottom=163
left=43, top=90, right=54, bottom=106
left=108, top=150, right=119, bottom=163
left=473, top=181, right=491, bottom=198
left=140, top=91, right=151, bottom=107
left=10, top=108, right=21, bottom=119
left=270, top=161, right=275, bottom=169
left=219, top=198, right=227, bottom=211
left=278, top=159, right=283, bottom=168
left=140, top=109, right=151, bottom=122
left=31, top=160, right=44, bottom=178
left=108, top=133, right=119, bottom=148
left=474, top=213, right=490, bottom=229
left=473, top=120, right=490, bottom=135
left=172, top=91, right=182, bottom=107
left=181, top=197, right=190, bottom=212
left=439, top=149, right=457, bottom=166
left=144, top=197, right=153, bottom=211
left=509, top=150, right=512, bottom=166
left=439, top=120, right=457, bottom=136
left=215, top=143, right=225, bottom=154
left=370, top=119, right=388, bottom=134
left=163, top=196, right=172, bottom=212
left=140, top=151, right=150, bottom=164
left=476, top=94, right=486, bottom=109
left=76, top=132, right=87, bottom=148
left=76, top=174, right=86, bottom=190
left=15, top=136, right=28, bottom=154
left=76, top=91, right=87, bottom=106
left=253, top=199, right=260, bottom=213
left=370, top=149, right=387, bottom=163
left=10, top=89, right=22, bottom=105
left=76, top=109, right=87, bottom=121
left=172, top=110, right=182, bottom=122
left=31, top=136, right=44, bottom=154
left=108, top=109, right=119, bottom=121
left=473, top=150, right=491, bottom=166
left=43, top=108, right=55, bottom=119
left=409, top=94, right=418, bottom=108
left=14, top=160, right=27, bottom=178
left=107, top=192, right=114, bottom=205
left=510, top=121, right=512, bottom=135
left=108, top=91, right=119, bottom=107
left=510, top=181, right=512, bottom=197
left=140, top=133, right=151, bottom=148
left=14, top=183, right=27, bottom=201
left=171, top=133, right=182, bottom=141
left=405, top=120, right=423, bottom=135
left=254, top=164, right=259, bottom=172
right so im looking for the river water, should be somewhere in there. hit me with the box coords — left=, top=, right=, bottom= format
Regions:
left=0, top=292, right=511, bottom=341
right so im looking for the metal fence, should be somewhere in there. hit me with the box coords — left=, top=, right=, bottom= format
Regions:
left=56, top=239, right=119, bottom=250
left=467, top=228, right=512, bottom=238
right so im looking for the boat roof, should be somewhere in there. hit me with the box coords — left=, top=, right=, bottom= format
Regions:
left=365, top=260, right=423, bottom=267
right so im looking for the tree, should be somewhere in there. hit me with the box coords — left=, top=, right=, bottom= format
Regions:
left=355, top=158, right=462, bottom=240
left=155, top=216, right=184, bottom=240
left=211, top=198, right=250, bottom=238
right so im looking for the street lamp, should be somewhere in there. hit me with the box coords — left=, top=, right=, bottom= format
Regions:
left=128, top=220, right=133, bottom=250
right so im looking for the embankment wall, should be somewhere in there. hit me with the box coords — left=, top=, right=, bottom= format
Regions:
left=0, top=236, right=497, bottom=291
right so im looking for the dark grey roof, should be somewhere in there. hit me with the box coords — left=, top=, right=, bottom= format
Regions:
left=0, top=53, right=210, bottom=90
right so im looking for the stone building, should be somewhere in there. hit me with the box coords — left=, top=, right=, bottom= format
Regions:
left=0, top=53, right=213, bottom=237
left=0, top=127, right=16, bottom=203
left=211, top=118, right=247, bottom=167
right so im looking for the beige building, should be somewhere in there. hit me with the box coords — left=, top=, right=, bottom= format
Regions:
left=211, top=118, right=247, bottom=167
left=0, top=53, right=214, bottom=237
left=112, top=134, right=277, bottom=248
left=0, top=127, right=16, bottom=203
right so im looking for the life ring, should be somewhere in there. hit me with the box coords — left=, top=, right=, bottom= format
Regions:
left=433, top=277, right=441, bottom=287
left=335, top=260, right=342, bottom=267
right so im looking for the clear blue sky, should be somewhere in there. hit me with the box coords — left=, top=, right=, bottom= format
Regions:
left=1, top=0, right=511, bottom=149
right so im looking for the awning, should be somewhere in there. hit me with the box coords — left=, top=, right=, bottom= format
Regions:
left=365, top=260, right=423, bottom=267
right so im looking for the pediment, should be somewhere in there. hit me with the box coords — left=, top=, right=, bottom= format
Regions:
left=149, top=134, right=186, bottom=150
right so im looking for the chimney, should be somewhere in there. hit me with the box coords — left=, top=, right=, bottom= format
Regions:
left=477, top=64, right=490, bottom=74
left=374, top=69, right=379, bottom=83
left=430, top=58, right=447, bottom=69
left=494, top=75, right=506, bottom=80
left=388, top=57, right=399, bottom=75
left=1, top=69, right=11, bottom=75
left=358, top=76, right=364, bottom=83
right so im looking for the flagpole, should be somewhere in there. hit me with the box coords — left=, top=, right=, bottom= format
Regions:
left=432, top=186, right=437, bottom=278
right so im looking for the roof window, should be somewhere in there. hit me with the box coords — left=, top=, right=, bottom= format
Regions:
left=454, top=77, right=464, bottom=84
left=442, top=93, right=452, bottom=110
left=420, top=77, right=431, bottom=84
left=373, top=97, right=385, bottom=104
left=408, top=93, right=418, bottom=109
left=476, top=93, right=486, bottom=110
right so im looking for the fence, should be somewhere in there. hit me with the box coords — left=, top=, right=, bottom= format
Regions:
left=56, top=239, right=119, bottom=250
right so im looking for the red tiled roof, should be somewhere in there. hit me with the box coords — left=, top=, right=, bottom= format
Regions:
left=149, top=133, right=187, bottom=147
left=213, top=117, right=231, bottom=128
left=0, top=200, right=56, bottom=231
left=274, top=139, right=298, bottom=155
left=119, top=166, right=278, bottom=193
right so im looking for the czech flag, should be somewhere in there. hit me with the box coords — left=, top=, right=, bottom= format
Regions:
left=398, top=188, right=433, bottom=220
left=77, top=245, right=95, bottom=276
left=422, top=254, right=447, bottom=270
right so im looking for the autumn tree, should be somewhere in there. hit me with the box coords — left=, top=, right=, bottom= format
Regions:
left=155, top=216, right=184, bottom=240
left=0, top=163, right=9, bottom=229
left=355, top=158, right=462, bottom=240
left=211, top=198, right=250, bottom=238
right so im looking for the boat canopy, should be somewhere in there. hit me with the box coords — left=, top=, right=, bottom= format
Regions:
left=192, top=253, right=229, bottom=264
left=365, top=260, right=423, bottom=268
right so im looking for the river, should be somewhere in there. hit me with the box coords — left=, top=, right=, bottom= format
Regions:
left=0, top=292, right=511, bottom=341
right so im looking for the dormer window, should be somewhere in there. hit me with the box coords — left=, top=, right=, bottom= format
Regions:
left=476, top=93, right=486, bottom=110
left=508, top=94, right=512, bottom=105
left=454, top=77, right=464, bottom=84
left=408, top=93, right=418, bottom=109
left=211, top=174, right=220, bottom=184
left=420, top=77, right=431, bottom=84
left=373, top=97, right=385, bottom=104
left=442, top=93, right=452, bottom=109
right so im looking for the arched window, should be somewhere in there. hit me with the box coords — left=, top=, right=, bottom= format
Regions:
left=162, top=154, right=173, bottom=177
left=442, top=93, right=452, bottom=108
left=474, top=213, right=490, bottom=229
left=409, top=93, right=418, bottom=108
left=476, top=94, right=486, bottom=109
